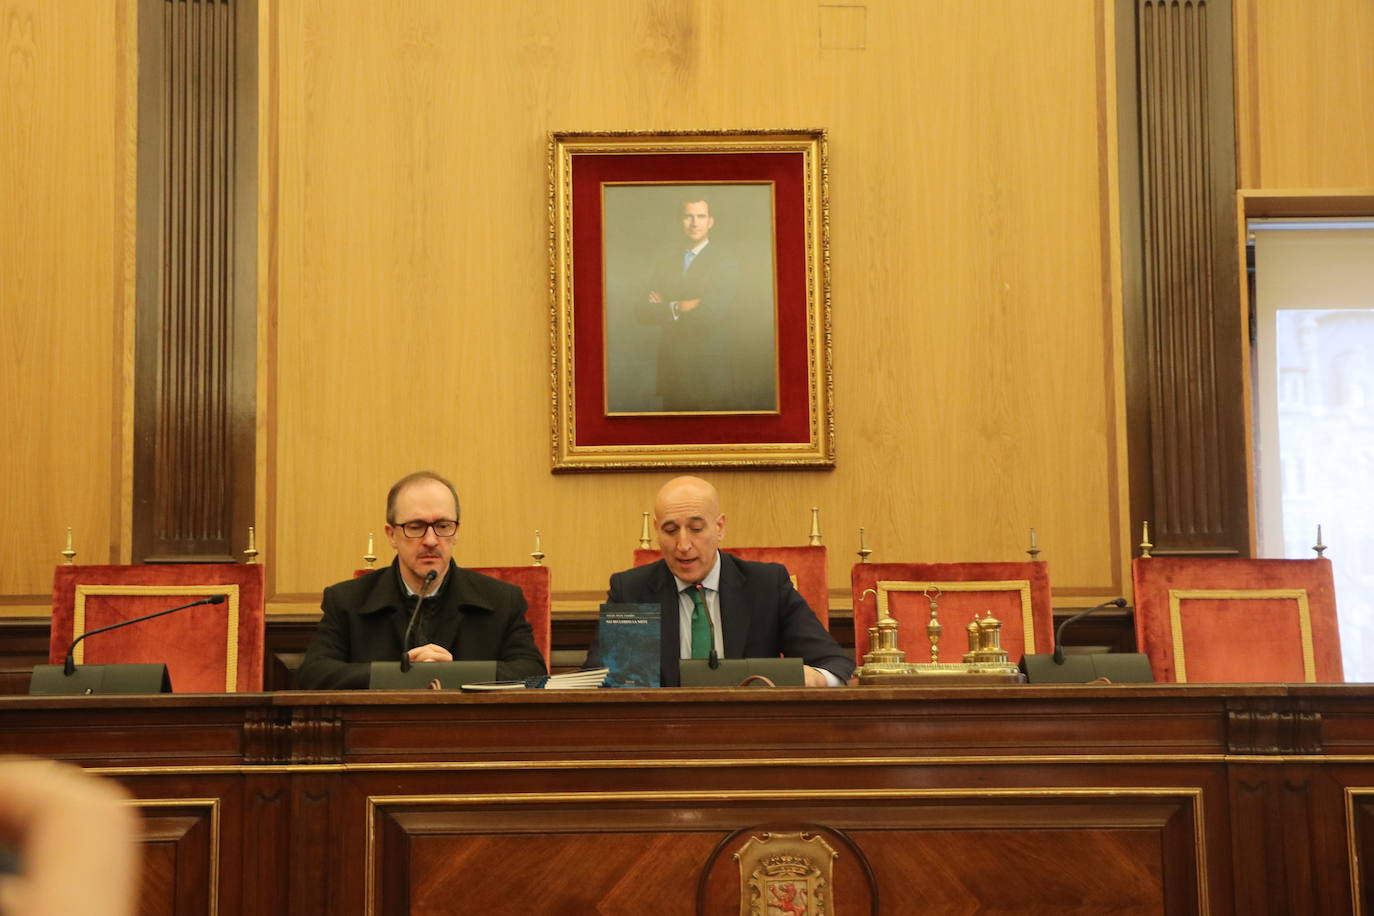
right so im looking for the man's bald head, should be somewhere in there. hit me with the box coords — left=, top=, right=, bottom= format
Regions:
left=653, top=476, right=726, bottom=584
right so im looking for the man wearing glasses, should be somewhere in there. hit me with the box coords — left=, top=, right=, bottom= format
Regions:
left=296, top=471, right=546, bottom=689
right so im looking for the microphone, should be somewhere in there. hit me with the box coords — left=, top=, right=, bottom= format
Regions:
left=62, top=594, right=228, bottom=676
left=1052, top=597, right=1128, bottom=664
left=695, top=584, right=720, bottom=669
left=399, top=570, right=439, bottom=673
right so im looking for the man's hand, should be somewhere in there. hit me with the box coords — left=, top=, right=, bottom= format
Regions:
left=648, top=290, right=663, bottom=303
left=675, top=298, right=702, bottom=313
left=803, top=665, right=831, bottom=687
left=406, top=644, right=454, bottom=664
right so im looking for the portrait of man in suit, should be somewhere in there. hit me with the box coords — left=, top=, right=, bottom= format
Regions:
left=603, top=184, right=779, bottom=415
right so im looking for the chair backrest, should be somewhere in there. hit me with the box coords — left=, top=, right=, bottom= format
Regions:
left=470, top=566, right=552, bottom=666
left=48, top=564, right=266, bottom=693
left=354, top=565, right=552, bottom=666
left=1131, top=556, right=1343, bottom=683
left=850, top=561, right=1054, bottom=663
left=632, top=546, right=830, bottom=629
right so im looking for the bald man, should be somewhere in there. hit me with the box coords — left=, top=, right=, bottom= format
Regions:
left=587, top=476, right=853, bottom=686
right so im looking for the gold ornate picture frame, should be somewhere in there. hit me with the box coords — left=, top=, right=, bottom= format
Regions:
left=548, top=129, right=834, bottom=471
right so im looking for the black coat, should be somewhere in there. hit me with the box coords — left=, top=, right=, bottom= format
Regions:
left=297, top=559, right=546, bottom=689
left=586, top=551, right=854, bottom=686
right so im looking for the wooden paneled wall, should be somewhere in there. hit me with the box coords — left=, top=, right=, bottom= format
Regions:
left=0, top=0, right=136, bottom=614
left=4, top=0, right=1372, bottom=619
left=1235, top=0, right=1374, bottom=189
left=266, top=0, right=1129, bottom=609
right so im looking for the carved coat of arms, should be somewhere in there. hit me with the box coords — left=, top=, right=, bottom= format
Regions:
left=733, top=831, right=837, bottom=916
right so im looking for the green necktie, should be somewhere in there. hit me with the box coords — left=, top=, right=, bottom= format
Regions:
left=687, top=585, right=712, bottom=658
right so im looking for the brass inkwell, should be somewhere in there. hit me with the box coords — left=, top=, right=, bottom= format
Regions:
left=855, top=586, right=1024, bottom=685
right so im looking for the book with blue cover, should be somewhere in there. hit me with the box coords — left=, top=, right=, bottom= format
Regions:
left=597, top=602, right=661, bottom=688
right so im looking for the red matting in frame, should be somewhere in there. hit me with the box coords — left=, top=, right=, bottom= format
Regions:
left=570, top=152, right=812, bottom=447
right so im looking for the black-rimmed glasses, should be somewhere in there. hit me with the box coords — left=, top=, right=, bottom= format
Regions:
left=393, top=519, right=458, bottom=538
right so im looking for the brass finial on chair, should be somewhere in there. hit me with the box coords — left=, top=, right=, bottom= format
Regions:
left=243, top=527, right=259, bottom=564
left=363, top=533, right=377, bottom=569
left=809, top=507, right=822, bottom=546
left=638, top=511, right=652, bottom=549
left=60, top=527, right=76, bottom=565
left=1027, top=527, right=1041, bottom=562
left=1140, top=521, right=1153, bottom=558
left=531, top=530, right=545, bottom=567
left=857, top=527, right=872, bottom=563
left=1314, top=524, right=1327, bottom=559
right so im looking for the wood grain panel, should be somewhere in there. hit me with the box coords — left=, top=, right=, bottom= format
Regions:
left=1122, top=0, right=1247, bottom=557
left=1235, top=0, right=1374, bottom=189
left=369, top=794, right=1197, bottom=914
left=0, top=0, right=131, bottom=609
left=268, top=0, right=1129, bottom=608
left=135, top=803, right=218, bottom=916
left=133, top=0, right=256, bottom=563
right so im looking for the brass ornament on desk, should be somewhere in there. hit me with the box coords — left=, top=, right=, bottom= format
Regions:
left=734, top=831, right=836, bottom=916
left=60, top=527, right=76, bottom=565
left=1027, top=526, right=1041, bottom=562
left=1140, top=520, right=1153, bottom=558
left=531, top=530, right=545, bottom=566
left=1313, top=524, right=1327, bottom=559
left=925, top=586, right=943, bottom=663
left=964, top=612, right=1012, bottom=668
left=363, top=533, right=377, bottom=569
left=808, top=507, right=822, bottom=546
left=854, top=588, right=918, bottom=676
left=243, top=527, right=259, bottom=564
left=638, top=511, right=652, bottom=549
left=856, top=526, right=872, bottom=563
left=856, top=585, right=1022, bottom=682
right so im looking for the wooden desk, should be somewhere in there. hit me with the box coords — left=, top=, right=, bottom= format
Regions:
left=3, top=684, right=1370, bottom=914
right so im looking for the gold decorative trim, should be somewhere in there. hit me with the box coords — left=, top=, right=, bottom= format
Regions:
left=877, top=580, right=1037, bottom=653
left=548, top=128, right=834, bottom=470
left=87, top=753, right=1234, bottom=778
left=1168, top=588, right=1314, bottom=683
left=82, top=752, right=1374, bottom=779
left=364, top=787, right=1208, bottom=916
left=1346, top=787, right=1374, bottom=915
left=133, top=797, right=221, bottom=916
left=73, top=585, right=242, bottom=691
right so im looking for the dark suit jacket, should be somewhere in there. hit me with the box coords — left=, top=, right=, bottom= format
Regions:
left=297, top=559, right=546, bottom=689
left=586, top=552, right=854, bottom=686
left=637, top=240, right=740, bottom=410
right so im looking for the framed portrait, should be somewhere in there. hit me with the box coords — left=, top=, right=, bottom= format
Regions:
left=549, top=129, right=834, bottom=471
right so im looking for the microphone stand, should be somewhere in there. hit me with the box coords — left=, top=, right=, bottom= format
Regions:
left=399, top=570, right=439, bottom=673
left=64, top=594, right=228, bottom=676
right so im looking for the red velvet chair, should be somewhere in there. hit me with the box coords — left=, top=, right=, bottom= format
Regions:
left=48, top=564, right=266, bottom=693
left=355, top=563, right=552, bottom=666
left=1131, top=556, right=1343, bottom=683
left=632, top=546, right=830, bottom=629
left=850, top=562, right=1054, bottom=664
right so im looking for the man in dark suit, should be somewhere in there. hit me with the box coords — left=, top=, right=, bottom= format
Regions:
left=637, top=198, right=740, bottom=412
left=296, top=471, right=545, bottom=689
left=588, top=476, right=853, bottom=687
